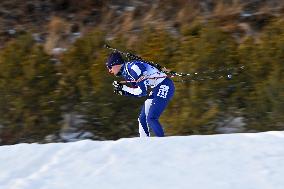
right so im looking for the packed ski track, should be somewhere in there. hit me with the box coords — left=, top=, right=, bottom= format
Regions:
left=1, top=131, right=284, bottom=189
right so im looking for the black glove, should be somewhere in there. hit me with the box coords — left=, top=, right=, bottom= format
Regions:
left=113, top=81, right=125, bottom=95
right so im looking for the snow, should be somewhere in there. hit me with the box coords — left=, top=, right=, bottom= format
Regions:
left=1, top=131, right=284, bottom=189
left=7, top=29, right=16, bottom=35
left=51, top=48, right=67, bottom=55
left=241, top=13, right=253, bottom=17
left=216, top=117, right=246, bottom=133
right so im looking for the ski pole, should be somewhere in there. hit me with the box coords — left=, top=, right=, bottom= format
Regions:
left=104, top=44, right=143, bottom=61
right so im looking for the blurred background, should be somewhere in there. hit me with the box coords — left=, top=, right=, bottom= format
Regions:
left=0, top=0, right=283, bottom=145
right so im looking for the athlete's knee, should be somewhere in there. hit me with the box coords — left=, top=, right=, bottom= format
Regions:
left=146, top=116, right=164, bottom=137
left=146, top=115, right=158, bottom=125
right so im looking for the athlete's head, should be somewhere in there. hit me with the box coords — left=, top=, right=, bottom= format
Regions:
left=106, top=52, right=124, bottom=75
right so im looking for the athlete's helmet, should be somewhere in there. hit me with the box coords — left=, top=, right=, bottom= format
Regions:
left=106, top=52, right=124, bottom=69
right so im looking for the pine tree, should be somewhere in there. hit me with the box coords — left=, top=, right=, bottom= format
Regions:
left=165, top=21, right=239, bottom=135
left=0, top=34, right=61, bottom=144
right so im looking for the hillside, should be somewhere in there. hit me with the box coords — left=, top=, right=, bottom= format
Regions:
left=0, top=0, right=284, bottom=144
left=1, top=0, right=284, bottom=53
left=0, top=131, right=284, bottom=189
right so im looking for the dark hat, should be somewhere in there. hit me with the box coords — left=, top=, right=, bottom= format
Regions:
left=106, top=52, right=124, bottom=69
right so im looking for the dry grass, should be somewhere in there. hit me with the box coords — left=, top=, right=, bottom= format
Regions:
left=1, top=0, right=284, bottom=50
left=213, top=0, right=243, bottom=16
left=44, top=16, right=69, bottom=54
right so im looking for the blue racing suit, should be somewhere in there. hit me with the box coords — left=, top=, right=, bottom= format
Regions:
left=118, top=60, right=175, bottom=137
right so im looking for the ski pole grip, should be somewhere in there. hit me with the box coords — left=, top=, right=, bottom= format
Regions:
left=104, top=44, right=110, bottom=49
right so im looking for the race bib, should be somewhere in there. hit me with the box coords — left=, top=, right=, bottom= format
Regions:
left=157, top=85, right=169, bottom=98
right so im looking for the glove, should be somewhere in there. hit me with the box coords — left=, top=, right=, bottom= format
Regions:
left=113, top=81, right=122, bottom=89
left=113, top=81, right=124, bottom=95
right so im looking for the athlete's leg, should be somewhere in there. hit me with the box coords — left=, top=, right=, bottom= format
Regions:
left=147, top=98, right=167, bottom=137
left=147, top=79, right=175, bottom=137
left=138, top=99, right=152, bottom=137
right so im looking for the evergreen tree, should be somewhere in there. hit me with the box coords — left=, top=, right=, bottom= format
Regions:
left=246, top=19, right=284, bottom=130
left=0, top=34, right=61, bottom=144
left=165, top=21, right=239, bottom=135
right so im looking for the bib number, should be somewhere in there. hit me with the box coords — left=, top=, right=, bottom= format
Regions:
left=157, top=85, right=169, bottom=99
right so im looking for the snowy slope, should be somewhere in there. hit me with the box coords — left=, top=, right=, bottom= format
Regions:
left=0, top=131, right=284, bottom=189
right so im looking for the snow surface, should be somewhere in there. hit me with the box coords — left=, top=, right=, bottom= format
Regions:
left=1, top=131, right=284, bottom=189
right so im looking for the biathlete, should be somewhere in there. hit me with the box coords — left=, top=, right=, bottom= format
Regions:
left=106, top=52, right=175, bottom=137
